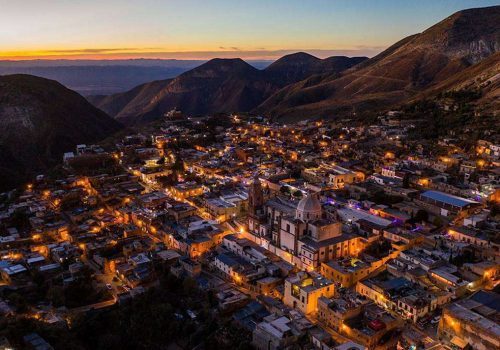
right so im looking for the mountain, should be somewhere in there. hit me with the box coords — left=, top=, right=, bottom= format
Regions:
left=265, top=52, right=367, bottom=85
left=89, top=54, right=367, bottom=125
left=257, top=6, right=500, bottom=120
left=0, top=74, right=122, bottom=191
left=92, top=58, right=274, bottom=124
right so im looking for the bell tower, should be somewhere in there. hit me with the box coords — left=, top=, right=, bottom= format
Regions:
left=248, top=173, right=263, bottom=215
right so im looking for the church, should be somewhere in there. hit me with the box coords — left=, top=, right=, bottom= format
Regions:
left=245, top=175, right=363, bottom=271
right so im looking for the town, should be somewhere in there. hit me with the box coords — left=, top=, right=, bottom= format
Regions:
left=0, top=110, right=499, bottom=350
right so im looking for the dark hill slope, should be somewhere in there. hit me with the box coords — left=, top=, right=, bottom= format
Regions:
left=0, top=74, right=122, bottom=190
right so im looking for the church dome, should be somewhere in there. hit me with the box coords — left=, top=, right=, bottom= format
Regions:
left=296, top=193, right=322, bottom=221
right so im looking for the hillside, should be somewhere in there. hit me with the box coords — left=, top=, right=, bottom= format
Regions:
left=90, top=54, right=367, bottom=125
left=416, top=52, right=500, bottom=114
left=0, top=74, right=122, bottom=191
left=87, top=79, right=171, bottom=120
left=257, top=6, right=500, bottom=120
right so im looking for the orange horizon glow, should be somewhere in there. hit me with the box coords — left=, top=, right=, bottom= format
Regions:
left=0, top=47, right=385, bottom=61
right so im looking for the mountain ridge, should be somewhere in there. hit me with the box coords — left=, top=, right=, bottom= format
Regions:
left=256, top=5, right=500, bottom=120
left=89, top=54, right=367, bottom=124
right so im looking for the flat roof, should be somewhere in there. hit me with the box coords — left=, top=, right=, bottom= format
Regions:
left=469, top=290, right=500, bottom=312
left=421, top=190, right=478, bottom=208
left=1, top=264, right=27, bottom=275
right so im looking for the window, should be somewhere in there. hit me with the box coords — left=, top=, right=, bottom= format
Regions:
left=286, top=224, right=290, bottom=232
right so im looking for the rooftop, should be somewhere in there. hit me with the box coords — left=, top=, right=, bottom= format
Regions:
left=420, top=190, right=478, bottom=208
left=287, top=271, right=333, bottom=292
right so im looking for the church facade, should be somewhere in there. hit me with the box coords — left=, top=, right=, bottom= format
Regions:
left=245, top=176, right=364, bottom=271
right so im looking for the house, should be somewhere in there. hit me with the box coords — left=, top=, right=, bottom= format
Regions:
left=438, top=291, right=500, bottom=350
left=283, top=271, right=334, bottom=315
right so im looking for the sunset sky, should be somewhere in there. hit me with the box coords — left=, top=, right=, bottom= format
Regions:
left=1, top=0, right=498, bottom=60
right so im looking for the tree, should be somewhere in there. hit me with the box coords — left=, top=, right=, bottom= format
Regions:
left=60, top=192, right=82, bottom=210
left=157, top=175, right=176, bottom=187
left=8, top=292, right=29, bottom=313
left=171, top=153, right=185, bottom=178
left=182, top=277, right=197, bottom=295
left=433, top=216, right=443, bottom=227
left=280, top=186, right=290, bottom=195
left=293, top=190, right=303, bottom=199
left=47, top=285, right=65, bottom=307
left=414, top=209, right=429, bottom=223
left=10, top=209, right=30, bottom=231
left=402, top=173, right=410, bottom=188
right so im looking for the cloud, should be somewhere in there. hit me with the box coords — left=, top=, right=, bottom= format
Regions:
left=352, top=45, right=387, bottom=51
left=44, top=47, right=161, bottom=54
left=218, top=46, right=240, bottom=51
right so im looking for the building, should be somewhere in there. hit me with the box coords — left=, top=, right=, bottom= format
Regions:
left=252, top=315, right=299, bottom=350
left=356, top=273, right=439, bottom=322
left=319, top=294, right=399, bottom=349
left=301, top=164, right=364, bottom=189
left=252, top=313, right=313, bottom=350
left=205, top=197, right=238, bottom=222
left=223, top=234, right=269, bottom=263
left=317, top=290, right=368, bottom=332
left=0, top=264, right=29, bottom=284
left=247, top=191, right=363, bottom=270
left=320, top=252, right=397, bottom=288
left=215, top=252, right=248, bottom=280
left=170, top=256, right=202, bottom=278
left=448, top=225, right=499, bottom=249
left=415, top=190, right=481, bottom=218
left=248, top=174, right=264, bottom=216
left=447, top=226, right=500, bottom=262
left=170, top=182, right=204, bottom=200
left=328, top=165, right=364, bottom=189
left=283, top=271, right=334, bottom=315
left=438, top=291, right=500, bottom=350
left=137, top=162, right=171, bottom=184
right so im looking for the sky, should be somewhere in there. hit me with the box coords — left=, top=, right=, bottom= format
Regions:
left=1, top=0, right=498, bottom=60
